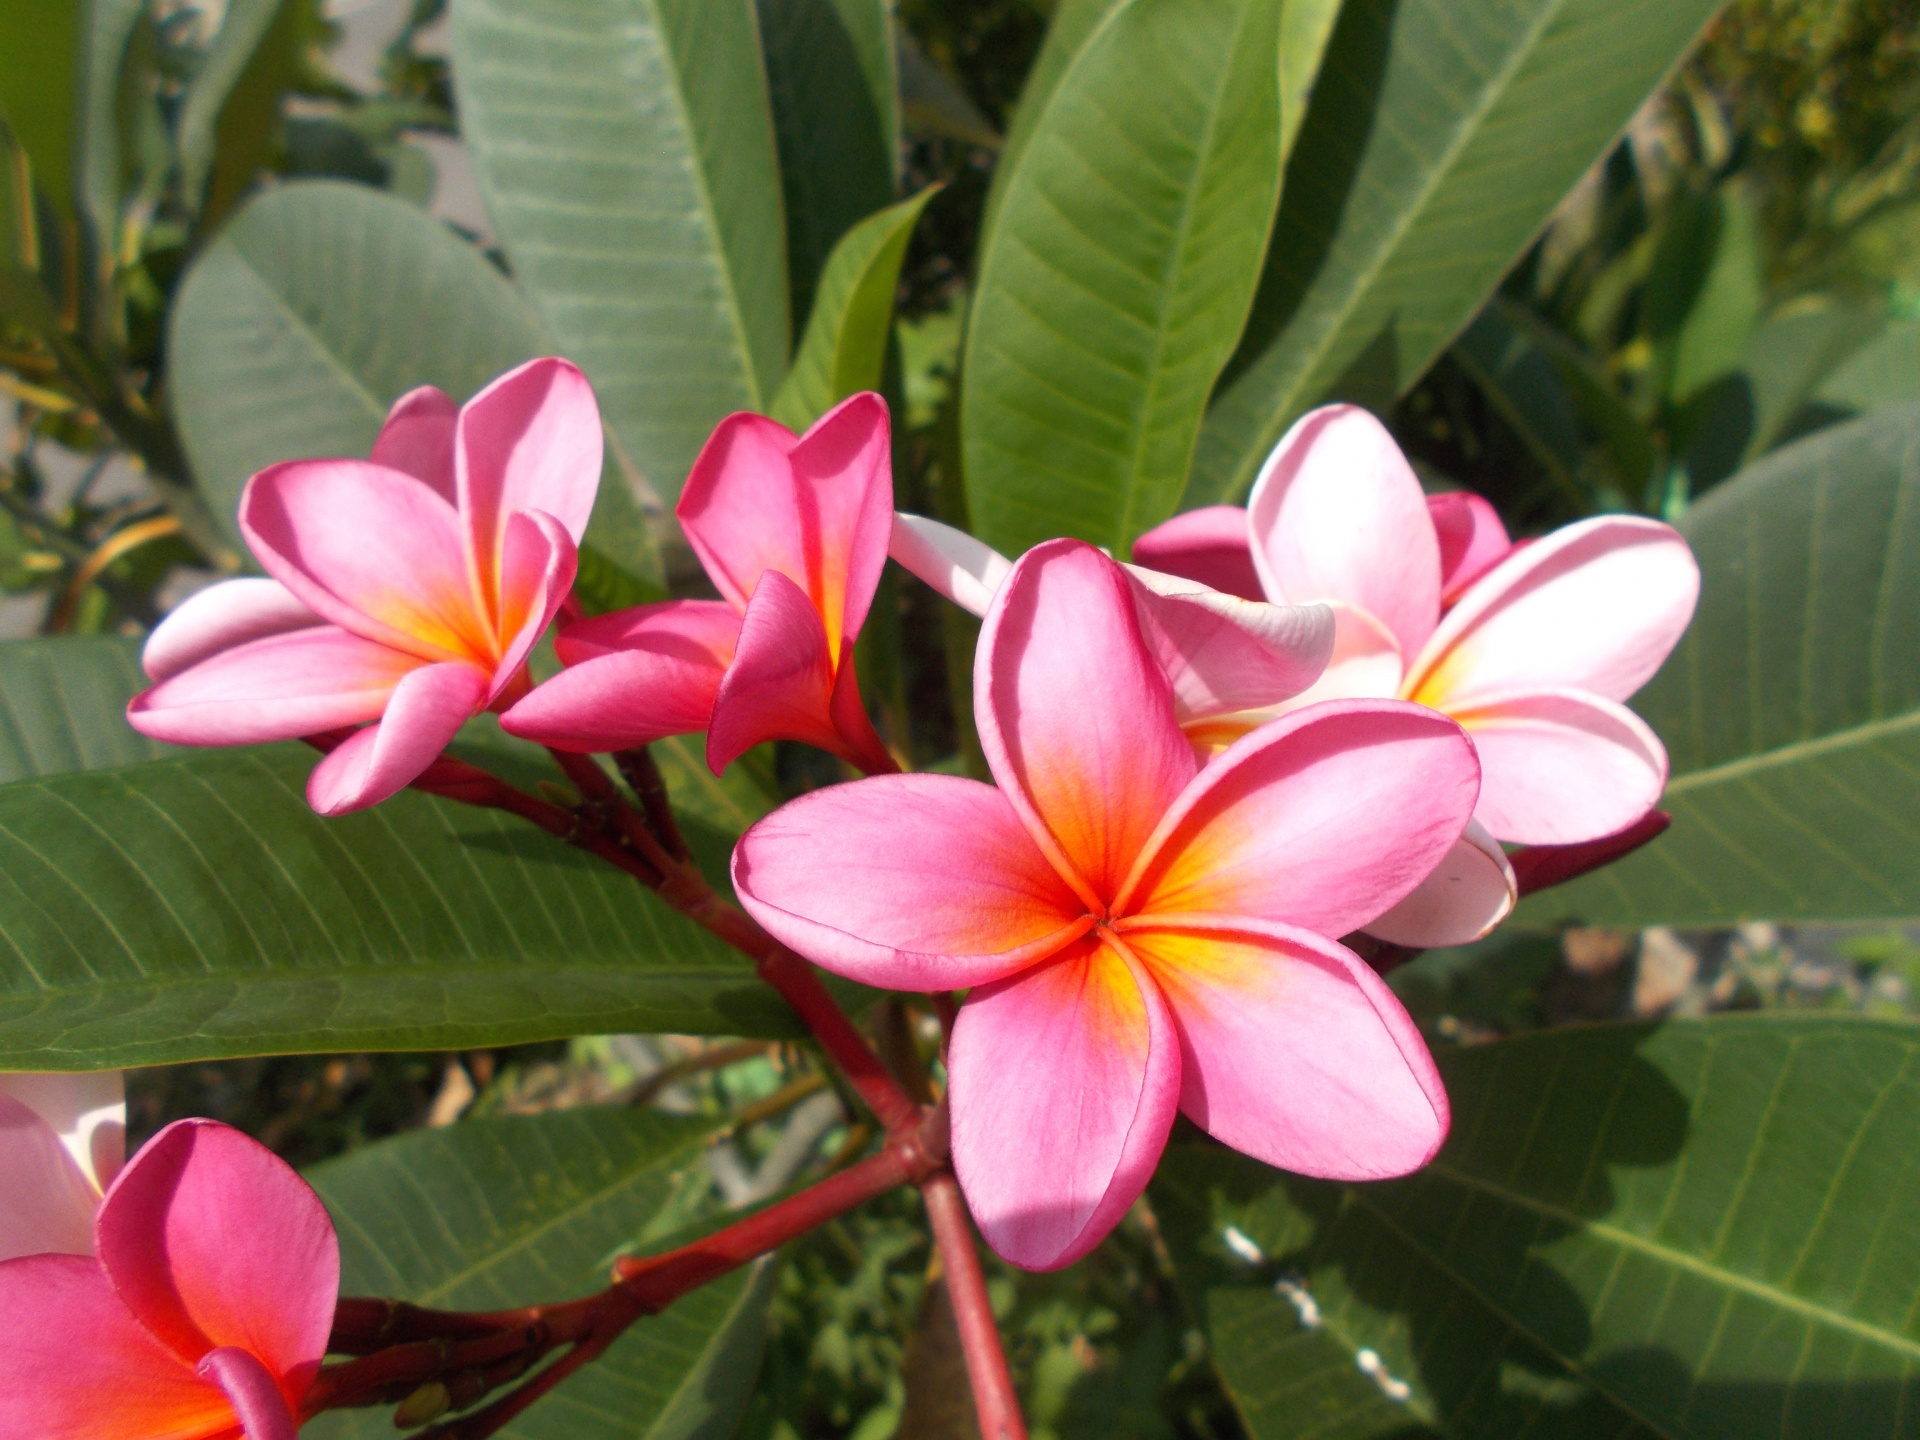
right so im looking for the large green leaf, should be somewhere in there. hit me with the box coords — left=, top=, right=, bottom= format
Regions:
left=0, top=635, right=177, bottom=780
left=452, top=0, right=789, bottom=506
left=0, top=744, right=801, bottom=1069
left=770, top=189, right=936, bottom=432
left=1154, top=1015, right=1920, bottom=1440
left=1817, top=318, right=1920, bottom=415
left=168, top=181, right=658, bottom=581
left=0, top=1, right=83, bottom=213
left=1522, top=404, right=1920, bottom=928
left=1188, top=0, right=1721, bottom=506
left=173, top=0, right=283, bottom=213
left=306, top=1109, right=774, bottom=1440
left=961, top=0, right=1287, bottom=556
left=76, top=0, right=145, bottom=255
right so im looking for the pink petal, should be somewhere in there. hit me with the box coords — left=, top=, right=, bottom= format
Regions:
left=949, top=934, right=1180, bottom=1270
left=0, top=1070, right=125, bottom=1192
left=1363, top=818, right=1517, bottom=948
left=1124, top=566, right=1333, bottom=722
left=94, top=1120, right=337, bottom=1386
left=1123, top=919, right=1448, bottom=1178
left=705, top=569, right=851, bottom=774
left=1119, top=700, right=1480, bottom=942
left=240, top=459, right=490, bottom=664
left=1129, top=505, right=1263, bottom=601
left=679, top=394, right=893, bottom=659
left=888, top=512, right=1011, bottom=618
left=0, top=1096, right=98, bottom=1261
left=1246, top=405, right=1442, bottom=664
left=0, top=1253, right=233, bottom=1440
left=733, top=773, right=1090, bottom=989
left=503, top=600, right=739, bottom=751
left=1453, top=688, right=1670, bottom=845
left=1405, top=515, right=1700, bottom=706
left=455, top=359, right=601, bottom=582
left=1274, top=601, right=1404, bottom=709
left=489, top=509, right=579, bottom=703
left=824, top=647, right=896, bottom=776
left=128, top=626, right=427, bottom=747
left=977, top=540, right=1195, bottom=907
left=305, top=661, right=491, bottom=814
left=370, top=385, right=458, bottom=504
left=198, top=1346, right=299, bottom=1440
left=1427, top=491, right=1511, bottom=603
left=142, top=579, right=320, bottom=683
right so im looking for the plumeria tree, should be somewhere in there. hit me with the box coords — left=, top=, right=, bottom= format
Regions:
left=4, top=2, right=1920, bottom=1439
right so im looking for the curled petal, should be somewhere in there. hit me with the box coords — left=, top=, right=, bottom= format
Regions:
left=141, top=579, right=320, bottom=683
left=1454, top=688, right=1670, bottom=845
left=489, top=509, right=579, bottom=702
left=0, top=1096, right=98, bottom=1261
left=94, top=1120, right=337, bottom=1385
left=888, top=512, right=1010, bottom=617
left=706, top=570, right=840, bottom=774
left=950, top=935, right=1180, bottom=1271
left=1129, top=505, right=1263, bottom=601
left=1275, top=601, right=1404, bottom=710
left=1428, top=491, right=1511, bottom=603
left=1247, top=405, right=1442, bottom=663
left=455, top=358, right=601, bottom=575
left=1125, top=565, right=1333, bottom=722
left=978, top=541, right=1195, bottom=906
left=1406, top=515, right=1700, bottom=706
left=1120, top=700, right=1480, bottom=942
left=1122, top=919, right=1448, bottom=1179
left=1363, top=818, right=1517, bottom=948
left=198, top=1347, right=299, bottom=1440
left=0, top=1070, right=125, bottom=1192
left=128, top=627, right=425, bottom=748
left=732, top=773, right=1090, bottom=990
left=370, top=386, right=458, bottom=504
left=306, top=662, right=491, bottom=815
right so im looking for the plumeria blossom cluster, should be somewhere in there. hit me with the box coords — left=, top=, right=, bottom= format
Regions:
left=0, top=362, right=1697, bottom=1437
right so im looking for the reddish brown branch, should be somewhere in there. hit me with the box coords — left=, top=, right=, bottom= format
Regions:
left=612, top=745, right=689, bottom=860
left=923, top=1172, right=1027, bottom=1440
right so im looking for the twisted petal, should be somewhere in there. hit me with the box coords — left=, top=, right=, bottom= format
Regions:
left=306, top=662, right=491, bottom=815
left=1454, top=688, right=1670, bottom=845
left=706, top=569, right=841, bottom=774
left=1363, top=818, right=1517, bottom=948
left=978, top=541, right=1195, bottom=906
left=0, top=1070, right=125, bottom=1192
left=198, top=1347, right=298, bottom=1440
left=888, top=512, right=1010, bottom=617
left=141, top=579, right=320, bottom=683
left=1407, top=515, right=1700, bottom=706
left=950, top=935, right=1180, bottom=1271
left=1121, top=919, right=1448, bottom=1178
left=128, top=627, right=426, bottom=747
left=455, top=358, right=601, bottom=588
left=1247, top=405, right=1441, bottom=663
left=1119, top=700, right=1480, bottom=942
left=370, top=385, right=458, bottom=504
left=0, top=1096, right=98, bottom=1261
left=0, top=1253, right=231, bottom=1440
left=1124, top=566, right=1333, bottom=722
left=1130, top=505, right=1263, bottom=601
left=733, top=773, right=1090, bottom=990
left=94, top=1120, right=337, bottom=1388
left=1428, top=491, right=1511, bottom=603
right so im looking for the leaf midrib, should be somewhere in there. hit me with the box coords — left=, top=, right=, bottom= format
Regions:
left=1663, top=706, right=1920, bottom=795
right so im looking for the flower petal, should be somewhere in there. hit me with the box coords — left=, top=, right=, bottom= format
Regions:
left=1406, top=515, right=1699, bottom=706
left=95, top=1120, right=337, bottom=1385
left=305, top=662, right=491, bottom=815
left=680, top=394, right=893, bottom=659
left=1275, top=601, right=1404, bottom=709
left=503, top=600, right=739, bottom=751
left=1124, top=565, right=1333, bottom=722
left=1120, top=699, right=1480, bottom=941
left=240, top=459, right=488, bottom=664
left=733, top=773, right=1091, bottom=989
left=370, top=385, right=458, bottom=504
left=490, top=509, right=579, bottom=701
left=1123, top=919, right=1448, bottom=1178
left=455, top=358, right=601, bottom=573
left=950, top=934, right=1179, bottom=1270
left=142, top=579, right=321, bottom=683
left=888, top=512, right=1011, bottom=617
left=1129, top=505, right=1263, bottom=601
left=128, top=627, right=426, bottom=747
left=198, top=1346, right=299, bottom=1440
left=1453, top=687, right=1670, bottom=845
left=0, top=1253, right=232, bottom=1440
left=978, top=540, right=1195, bottom=906
left=1427, top=491, right=1511, bottom=603
left=0, top=1096, right=98, bottom=1261
left=1247, top=405, right=1442, bottom=663
left=1363, top=818, right=1517, bottom=948
left=0, top=1070, right=124, bottom=1193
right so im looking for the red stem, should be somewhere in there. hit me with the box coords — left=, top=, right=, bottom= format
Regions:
left=923, top=1173, right=1027, bottom=1440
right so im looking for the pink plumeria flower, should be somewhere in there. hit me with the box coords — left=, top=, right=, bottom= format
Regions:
left=0, top=1072, right=125, bottom=1262
left=504, top=394, right=897, bottom=775
left=0, top=1119, right=338, bottom=1440
left=1135, top=405, right=1701, bottom=944
left=128, top=358, right=602, bottom=814
left=733, top=540, right=1480, bottom=1270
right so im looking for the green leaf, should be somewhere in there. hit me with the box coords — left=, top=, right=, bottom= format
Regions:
left=961, top=0, right=1287, bottom=557
left=304, top=1109, right=775, bottom=1440
left=1816, top=317, right=1920, bottom=416
left=1154, top=1015, right=1920, bottom=1440
left=1276, top=0, right=1341, bottom=164
left=1521, top=404, right=1920, bottom=929
left=1189, top=0, right=1721, bottom=506
left=770, top=188, right=937, bottom=432
left=1740, top=297, right=1885, bottom=458
left=452, top=0, right=790, bottom=506
left=174, top=0, right=283, bottom=213
left=76, top=0, right=146, bottom=260
left=0, top=636, right=178, bottom=780
left=1453, top=302, right=1588, bottom=508
left=0, top=744, right=803, bottom=1070
left=1666, top=185, right=1763, bottom=407
left=0, top=0, right=83, bottom=213
left=756, top=0, right=896, bottom=324
left=167, top=180, right=659, bottom=585
left=981, top=0, right=1123, bottom=237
